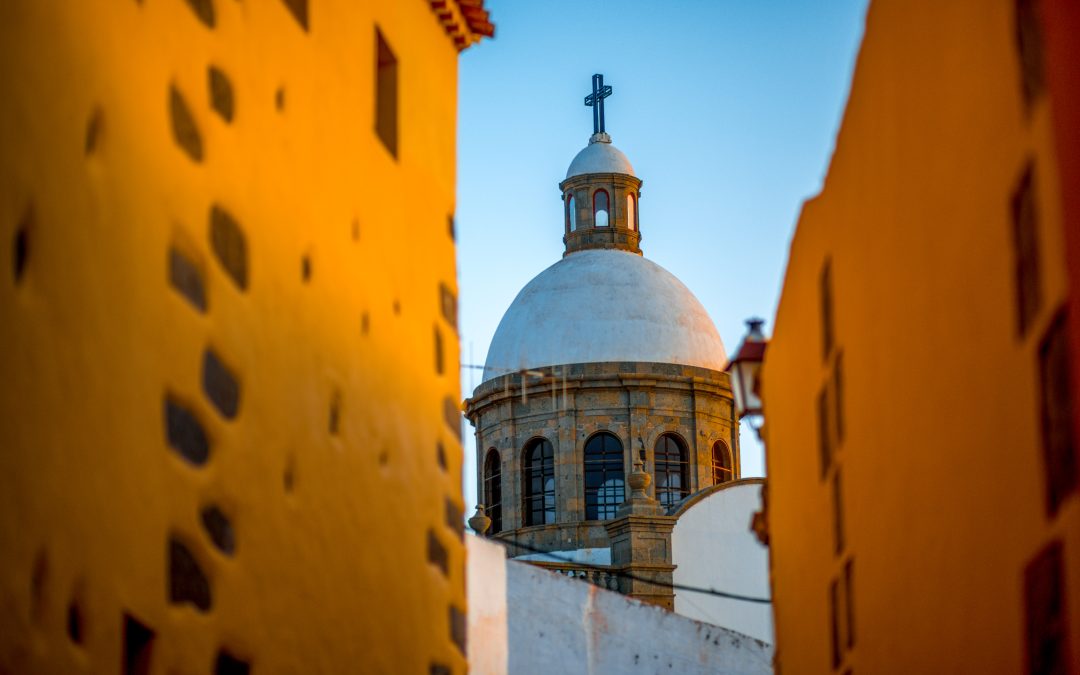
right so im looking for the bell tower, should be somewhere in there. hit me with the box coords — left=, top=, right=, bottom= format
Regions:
left=560, top=74, right=644, bottom=256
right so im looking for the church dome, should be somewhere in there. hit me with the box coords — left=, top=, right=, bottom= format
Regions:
left=565, top=135, right=635, bottom=179
left=482, top=249, right=727, bottom=382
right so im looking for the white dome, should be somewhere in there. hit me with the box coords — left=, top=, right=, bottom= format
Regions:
left=482, top=249, right=727, bottom=382
left=565, top=139, right=635, bottom=179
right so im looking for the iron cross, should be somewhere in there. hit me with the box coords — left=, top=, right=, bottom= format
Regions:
left=584, top=73, right=613, bottom=134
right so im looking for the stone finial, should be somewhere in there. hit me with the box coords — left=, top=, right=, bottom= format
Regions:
left=616, top=457, right=663, bottom=517
left=627, top=456, right=651, bottom=498
left=468, top=504, right=491, bottom=535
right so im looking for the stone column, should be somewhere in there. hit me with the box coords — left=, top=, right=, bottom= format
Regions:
left=472, top=415, right=484, bottom=507
left=603, top=458, right=677, bottom=610
left=504, top=394, right=519, bottom=530
left=732, top=404, right=742, bottom=477
left=623, top=377, right=653, bottom=499
left=691, top=381, right=707, bottom=491
left=557, top=369, right=579, bottom=524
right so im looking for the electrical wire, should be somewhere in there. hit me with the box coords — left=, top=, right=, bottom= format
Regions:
left=493, top=534, right=772, bottom=604
left=458, top=365, right=769, bottom=604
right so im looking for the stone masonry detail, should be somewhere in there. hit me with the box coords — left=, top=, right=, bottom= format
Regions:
left=465, top=361, right=738, bottom=565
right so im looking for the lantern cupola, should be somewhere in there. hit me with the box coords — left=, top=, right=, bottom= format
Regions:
left=559, top=74, right=644, bottom=256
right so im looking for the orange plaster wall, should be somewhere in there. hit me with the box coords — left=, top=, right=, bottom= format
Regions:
left=1042, top=0, right=1080, bottom=492
left=763, top=0, right=1080, bottom=672
left=0, top=0, right=471, bottom=672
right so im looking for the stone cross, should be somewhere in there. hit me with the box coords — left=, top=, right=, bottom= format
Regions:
left=584, top=73, right=613, bottom=134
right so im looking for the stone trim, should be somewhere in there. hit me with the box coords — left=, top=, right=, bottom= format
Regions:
left=467, top=362, right=733, bottom=403
left=465, top=360, right=737, bottom=556
left=666, top=477, right=766, bottom=518
left=558, top=173, right=644, bottom=255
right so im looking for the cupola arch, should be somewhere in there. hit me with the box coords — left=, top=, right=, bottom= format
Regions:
left=583, top=431, right=625, bottom=521
left=712, top=440, right=733, bottom=485
left=483, top=448, right=502, bottom=534
left=559, top=126, right=643, bottom=255
left=522, top=437, right=556, bottom=526
left=654, top=433, right=690, bottom=507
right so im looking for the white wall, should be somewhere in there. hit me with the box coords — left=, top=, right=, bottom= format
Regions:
left=504, top=560, right=772, bottom=675
left=671, top=480, right=773, bottom=644
left=467, top=535, right=508, bottom=675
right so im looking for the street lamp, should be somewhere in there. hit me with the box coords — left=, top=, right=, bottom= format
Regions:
left=726, top=318, right=768, bottom=422
left=727, top=318, right=770, bottom=546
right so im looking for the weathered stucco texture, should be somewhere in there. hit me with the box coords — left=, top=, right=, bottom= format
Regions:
left=671, top=479, right=772, bottom=644
left=0, top=1, right=479, bottom=672
left=505, top=558, right=773, bottom=675
left=762, top=0, right=1080, bottom=672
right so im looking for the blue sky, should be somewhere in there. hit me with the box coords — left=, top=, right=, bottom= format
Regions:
left=455, top=0, right=869, bottom=504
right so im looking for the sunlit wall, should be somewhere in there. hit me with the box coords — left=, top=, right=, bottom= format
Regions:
left=0, top=1, right=488, bottom=672
left=763, top=0, right=1079, bottom=672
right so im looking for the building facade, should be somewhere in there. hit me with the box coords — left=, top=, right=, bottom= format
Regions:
left=761, top=0, right=1079, bottom=672
left=0, top=1, right=490, bottom=673
left=467, top=361, right=739, bottom=555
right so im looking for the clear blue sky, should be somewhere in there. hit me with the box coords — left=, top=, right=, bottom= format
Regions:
left=455, top=0, right=869, bottom=506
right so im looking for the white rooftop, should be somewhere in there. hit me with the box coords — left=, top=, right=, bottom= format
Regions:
left=482, top=249, right=727, bottom=382
left=565, top=134, right=635, bottom=180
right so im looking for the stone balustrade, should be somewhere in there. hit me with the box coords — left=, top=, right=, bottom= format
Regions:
left=529, top=561, right=622, bottom=592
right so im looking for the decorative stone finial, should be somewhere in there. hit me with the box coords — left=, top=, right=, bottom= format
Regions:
left=616, top=457, right=663, bottom=517
left=468, top=504, right=491, bottom=535
left=628, top=456, right=651, bottom=497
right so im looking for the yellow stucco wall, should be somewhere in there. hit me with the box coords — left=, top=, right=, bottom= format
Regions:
left=0, top=1, right=475, bottom=672
left=763, top=0, right=1080, bottom=672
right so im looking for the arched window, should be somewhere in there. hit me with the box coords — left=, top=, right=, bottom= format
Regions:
left=655, top=434, right=690, bottom=507
left=483, top=449, right=502, bottom=534
left=593, top=189, right=609, bottom=227
left=523, top=438, right=556, bottom=526
left=584, top=432, right=624, bottom=520
left=566, top=193, right=577, bottom=232
left=626, top=193, right=636, bottom=231
left=712, top=441, right=733, bottom=485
